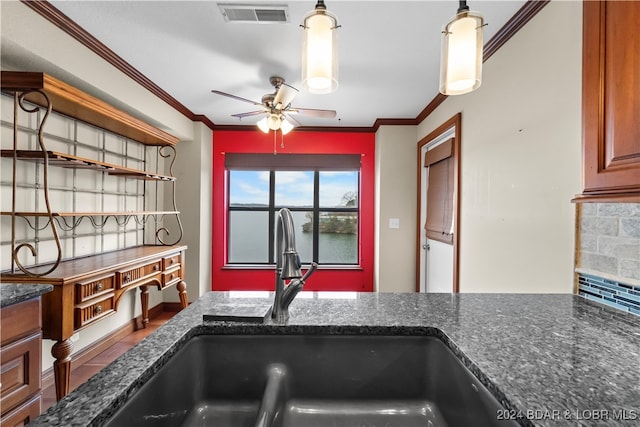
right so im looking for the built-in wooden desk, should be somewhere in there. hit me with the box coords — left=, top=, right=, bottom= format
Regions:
left=0, top=245, right=188, bottom=401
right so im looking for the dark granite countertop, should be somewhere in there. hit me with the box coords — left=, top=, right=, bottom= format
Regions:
left=0, top=283, right=53, bottom=307
left=32, top=292, right=640, bottom=426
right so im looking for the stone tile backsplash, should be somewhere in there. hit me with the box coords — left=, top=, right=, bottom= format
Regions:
left=577, top=203, right=640, bottom=283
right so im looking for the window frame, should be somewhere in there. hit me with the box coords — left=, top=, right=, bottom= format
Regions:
left=226, top=167, right=361, bottom=266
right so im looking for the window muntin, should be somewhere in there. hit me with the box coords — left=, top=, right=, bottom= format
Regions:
left=227, top=166, right=359, bottom=266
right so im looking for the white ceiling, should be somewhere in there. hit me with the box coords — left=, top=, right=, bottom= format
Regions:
left=49, top=0, right=528, bottom=128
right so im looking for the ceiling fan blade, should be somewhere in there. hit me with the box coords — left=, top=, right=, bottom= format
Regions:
left=211, top=90, right=263, bottom=106
left=273, top=83, right=298, bottom=110
left=288, top=107, right=337, bottom=119
left=284, top=113, right=302, bottom=127
left=231, top=110, right=267, bottom=119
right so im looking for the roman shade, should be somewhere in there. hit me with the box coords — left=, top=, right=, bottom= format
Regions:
left=424, top=138, right=454, bottom=244
left=225, top=153, right=361, bottom=171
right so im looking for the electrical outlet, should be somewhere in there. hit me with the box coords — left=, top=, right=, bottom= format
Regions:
left=389, top=218, right=400, bottom=229
left=70, top=333, right=80, bottom=342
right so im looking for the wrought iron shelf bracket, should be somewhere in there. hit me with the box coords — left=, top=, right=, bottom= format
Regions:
left=0, top=150, right=176, bottom=181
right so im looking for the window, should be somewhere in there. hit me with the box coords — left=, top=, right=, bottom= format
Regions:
left=226, top=154, right=360, bottom=265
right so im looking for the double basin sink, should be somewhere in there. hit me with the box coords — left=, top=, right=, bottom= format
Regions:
left=105, top=334, right=520, bottom=427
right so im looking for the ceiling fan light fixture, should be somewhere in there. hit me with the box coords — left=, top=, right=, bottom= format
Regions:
left=301, top=0, right=339, bottom=94
left=257, top=113, right=294, bottom=134
left=439, top=0, right=484, bottom=96
left=212, top=76, right=335, bottom=133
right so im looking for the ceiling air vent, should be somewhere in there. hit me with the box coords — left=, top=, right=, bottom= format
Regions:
left=218, top=3, right=289, bottom=23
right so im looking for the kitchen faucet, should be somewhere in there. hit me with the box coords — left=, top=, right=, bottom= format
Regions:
left=271, top=208, right=318, bottom=323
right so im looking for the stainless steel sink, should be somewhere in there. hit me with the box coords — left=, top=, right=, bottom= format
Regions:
left=104, top=334, right=520, bottom=427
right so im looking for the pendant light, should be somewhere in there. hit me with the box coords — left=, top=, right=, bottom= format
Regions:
left=439, top=0, right=484, bottom=95
left=301, top=0, right=339, bottom=94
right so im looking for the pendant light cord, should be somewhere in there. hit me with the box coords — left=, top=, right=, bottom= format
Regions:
left=457, top=0, right=469, bottom=13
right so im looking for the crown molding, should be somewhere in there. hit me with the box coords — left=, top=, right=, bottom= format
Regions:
left=414, top=0, right=550, bottom=125
left=20, top=0, right=195, bottom=121
left=372, top=118, right=419, bottom=131
left=212, top=124, right=374, bottom=133
left=483, top=0, right=551, bottom=62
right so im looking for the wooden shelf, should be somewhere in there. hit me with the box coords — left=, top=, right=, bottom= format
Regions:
left=1, top=211, right=179, bottom=217
left=0, top=150, right=175, bottom=181
left=1, top=71, right=179, bottom=146
left=0, top=245, right=187, bottom=285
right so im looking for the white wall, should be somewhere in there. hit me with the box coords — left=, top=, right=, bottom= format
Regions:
left=169, top=121, right=213, bottom=300
left=417, top=0, right=582, bottom=293
left=375, top=125, right=418, bottom=292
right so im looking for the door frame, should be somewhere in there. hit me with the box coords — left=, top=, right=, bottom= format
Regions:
left=415, top=113, right=461, bottom=292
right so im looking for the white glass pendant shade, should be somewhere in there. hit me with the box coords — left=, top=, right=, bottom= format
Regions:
left=439, top=11, right=484, bottom=95
left=257, top=117, right=270, bottom=133
left=302, top=8, right=338, bottom=94
left=280, top=119, right=294, bottom=135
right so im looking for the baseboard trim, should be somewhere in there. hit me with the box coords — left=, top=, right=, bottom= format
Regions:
left=163, top=301, right=187, bottom=312
left=41, top=303, right=167, bottom=390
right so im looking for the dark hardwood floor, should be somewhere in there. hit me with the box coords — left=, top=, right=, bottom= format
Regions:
left=41, top=311, right=175, bottom=412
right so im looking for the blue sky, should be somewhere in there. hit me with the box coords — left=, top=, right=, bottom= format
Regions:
left=229, top=170, right=358, bottom=207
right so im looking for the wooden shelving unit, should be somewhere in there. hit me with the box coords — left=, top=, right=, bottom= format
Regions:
left=1, top=71, right=184, bottom=277
left=1, top=71, right=188, bottom=404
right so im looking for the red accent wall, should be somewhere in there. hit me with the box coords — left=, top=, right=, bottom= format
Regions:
left=212, top=129, right=375, bottom=292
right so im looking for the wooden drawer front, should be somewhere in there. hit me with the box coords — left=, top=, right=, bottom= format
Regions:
left=0, top=300, right=40, bottom=346
left=162, top=266, right=182, bottom=288
left=162, top=254, right=181, bottom=270
left=0, top=393, right=41, bottom=427
left=116, top=261, right=162, bottom=288
left=0, top=332, right=41, bottom=418
left=75, top=275, right=115, bottom=303
left=74, top=293, right=115, bottom=329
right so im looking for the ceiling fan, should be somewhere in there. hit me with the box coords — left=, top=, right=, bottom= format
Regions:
left=212, top=76, right=337, bottom=134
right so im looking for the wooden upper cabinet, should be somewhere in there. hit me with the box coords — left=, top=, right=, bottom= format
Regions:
left=579, top=1, right=640, bottom=202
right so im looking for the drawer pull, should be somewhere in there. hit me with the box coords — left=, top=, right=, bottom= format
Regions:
left=153, top=265, right=159, bottom=271
left=169, top=259, right=174, bottom=265
left=124, top=274, right=131, bottom=283
left=95, top=283, right=103, bottom=292
left=94, top=305, right=103, bottom=315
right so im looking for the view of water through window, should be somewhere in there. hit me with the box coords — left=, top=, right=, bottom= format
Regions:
left=228, top=170, right=359, bottom=264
